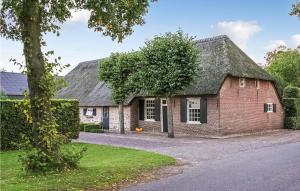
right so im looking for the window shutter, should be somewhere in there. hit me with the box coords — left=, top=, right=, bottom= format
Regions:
left=83, top=108, right=87, bottom=115
left=180, top=98, right=187, bottom=122
left=264, top=103, right=267, bottom=112
left=139, top=100, right=145, bottom=120
left=93, top=108, right=96, bottom=116
left=154, top=99, right=161, bottom=121
left=273, top=104, right=276, bottom=112
left=200, top=98, right=207, bottom=123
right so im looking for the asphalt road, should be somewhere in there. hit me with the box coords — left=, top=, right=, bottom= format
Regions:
left=124, top=142, right=300, bottom=191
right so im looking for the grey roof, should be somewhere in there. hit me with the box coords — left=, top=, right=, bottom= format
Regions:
left=57, top=35, right=275, bottom=106
left=0, top=72, right=28, bottom=96
left=56, top=60, right=111, bottom=106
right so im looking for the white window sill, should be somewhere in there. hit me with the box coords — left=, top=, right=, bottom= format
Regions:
left=187, top=121, right=201, bottom=125
left=145, top=119, right=156, bottom=122
left=267, top=111, right=273, bottom=113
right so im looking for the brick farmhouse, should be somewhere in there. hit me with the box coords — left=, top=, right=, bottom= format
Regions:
left=57, top=35, right=284, bottom=136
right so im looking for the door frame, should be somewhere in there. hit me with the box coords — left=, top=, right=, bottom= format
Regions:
left=160, top=99, right=168, bottom=132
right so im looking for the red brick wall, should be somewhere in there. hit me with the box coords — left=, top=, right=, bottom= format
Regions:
left=173, top=97, right=220, bottom=136
left=136, top=96, right=220, bottom=136
left=219, top=76, right=284, bottom=135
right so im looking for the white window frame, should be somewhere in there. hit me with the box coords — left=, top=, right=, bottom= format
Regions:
left=85, top=108, right=93, bottom=117
left=187, top=98, right=201, bottom=124
left=239, top=78, right=246, bottom=88
left=144, top=98, right=155, bottom=121
left=266, top=103, right=273, bottom=113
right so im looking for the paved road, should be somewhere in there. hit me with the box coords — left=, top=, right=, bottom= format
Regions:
left=77, top=131, right=300, bottom=191
left=124, top=142, right=300, bottom=191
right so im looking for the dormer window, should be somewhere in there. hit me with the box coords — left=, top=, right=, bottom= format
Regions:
left=239, top=78, right=246, bottom=87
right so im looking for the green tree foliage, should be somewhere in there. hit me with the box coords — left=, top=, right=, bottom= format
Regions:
left=0, top=0, right=154, bottom=173
left=290, top=2, right=300, bottom=18
left=99, top=52, right=143, bottom=134
left=265, top=46, right=300, bottom=94
left=137, top=30, right=199, bottom=138
left=0, top=92, right=9, bottom=100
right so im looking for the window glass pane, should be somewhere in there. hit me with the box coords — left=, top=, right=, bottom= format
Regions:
left=145, top=99, right=155, bottom=120
left=188, top=99, right=200, bottom=122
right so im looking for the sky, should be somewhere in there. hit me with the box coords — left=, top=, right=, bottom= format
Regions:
left=0, top=0, right=299, bottom=75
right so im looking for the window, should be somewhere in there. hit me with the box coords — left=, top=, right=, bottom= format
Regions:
left=145, top=99, right=155, bottom=120
left=255, top=79, right=260, bottom=89
left=265, top=103, right=275, bottom=113
left=84, top=108, right=96, bottom=116
left=187, top=98, right=201, bottom=123
left=239, top=78, right=246, bottom=87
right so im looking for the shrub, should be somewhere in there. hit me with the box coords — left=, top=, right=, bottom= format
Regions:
left=84, top=124, right=100, bottom=131
left=284, top=117, right=300, bottom=130
left=283, top=97, right=300, bottom=129
left=19, top=144, right=86, bottom=173
left=283, top=98, right=298, bottom=117
left=88, top=129, right=104, bottom=133
left=283, top=86, right=300, bottom=98
left=80, top=123, right=95, bottom=131
left=0, top=99, right=80, bottom=150
left=80, top=122, right=104, bottom=133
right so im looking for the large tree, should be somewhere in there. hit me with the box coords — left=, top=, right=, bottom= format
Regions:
left=99, top=51, right=142, bottom=134
left=290, top=2, right=300, bottom=18
left=0, top=0, right=154, bottom=172
left=137, top=31, right=198, bottom=138
left=265, top=46, right=300, bottom=94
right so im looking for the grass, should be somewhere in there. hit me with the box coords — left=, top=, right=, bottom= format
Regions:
left=0, top=143, right=175, bottom=191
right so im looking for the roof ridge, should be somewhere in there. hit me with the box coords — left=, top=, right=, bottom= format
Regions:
left=195, top=35, right=229, bottom=43
left=0, top=71, right=26, bottom=75
left=78, top=59, right=100, bottom=65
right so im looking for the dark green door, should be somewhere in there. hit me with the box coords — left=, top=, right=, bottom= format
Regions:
left=162, top=106, right=168, bottom=132
left=103, top=107, right=109, bottom=130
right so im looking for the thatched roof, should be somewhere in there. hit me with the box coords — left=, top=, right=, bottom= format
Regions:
left=184, top=35, right=273, bottom=95
left=57, top=35, right=274, bottom=106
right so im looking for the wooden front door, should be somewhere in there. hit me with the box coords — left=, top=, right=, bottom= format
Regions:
left=102, top=107, right=109, bottom=130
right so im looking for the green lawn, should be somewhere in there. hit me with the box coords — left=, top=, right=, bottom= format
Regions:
left=0, top=143, right=175, bottom=191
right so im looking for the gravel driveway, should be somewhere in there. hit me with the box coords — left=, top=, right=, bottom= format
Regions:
left=77, top=130, right=300, bottom=164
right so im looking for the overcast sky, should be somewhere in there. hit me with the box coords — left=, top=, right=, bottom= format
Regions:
left=1, top=0, right=299, bottom=75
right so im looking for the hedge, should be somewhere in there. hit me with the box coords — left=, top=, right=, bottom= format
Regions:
left=0, top=99, right=80, bottom=150
left=283, top=97, right=300, bottom=130
left=80, top=123, right=104, bottom=133
left=283, top=98, right=298, bottom=117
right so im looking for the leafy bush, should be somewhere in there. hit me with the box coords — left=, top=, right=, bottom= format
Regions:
left=283, top=86, right=300, bottom=98
left=284, top=117, right=300, bottom=130
left=283, top=98, right=298, bottom=117
left=80, top=122, right=104, bottom=133
left=88, top=129, right=104, bottom=133
left=0, top=99, right=80, bottom=150
left=283, top=97, right=300, bottom=129
left=19, top=144, right=86, bottom=173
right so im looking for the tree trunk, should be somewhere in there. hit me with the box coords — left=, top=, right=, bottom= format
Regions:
left=119, top=103, right=125, bottom=134
left=166, top=97, right=174, bottom=138
left=22, top=0, right=51, bottom=149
